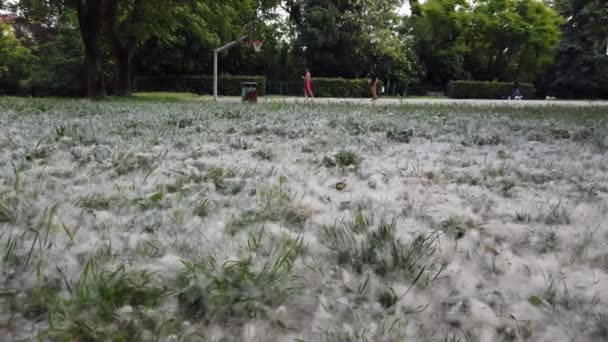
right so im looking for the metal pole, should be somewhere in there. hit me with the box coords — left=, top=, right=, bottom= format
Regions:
left=213, top=51, right=218, bottom=102
left=213, top=35, right=248, bottom=102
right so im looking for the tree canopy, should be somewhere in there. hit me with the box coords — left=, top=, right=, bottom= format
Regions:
left=1, top=0, right=606, bottom=98
left=407, top=0, right=562, bottom=86
left=547, top=0, right=608, bottom=98
left=284, top=0, right=416, bottom=82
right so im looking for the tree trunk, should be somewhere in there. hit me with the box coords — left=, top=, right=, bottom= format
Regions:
left=74, top=0, right=106, bottom=98
left=105, top=0, right=143, bottom=96
left=113, top=49, right=134, bottom=96
left=85, top=50, right=105, bottom=98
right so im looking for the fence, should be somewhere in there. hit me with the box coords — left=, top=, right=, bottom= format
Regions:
left=265, top=79, right=410, bottom=97
left=266, top=81, right=303, bottom=96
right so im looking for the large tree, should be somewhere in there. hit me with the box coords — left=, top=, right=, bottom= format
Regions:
left=465, top=0, right=562, bottom=82
left=7, top=0, right=107, bottom=97
left=548, top=0, right=608, bottom=98
left=407, top=0, right=470, bottom=85
left=134, top=0, right=283, bottom=77
left=407, top=0, right=562, bottom=86
left=0, top=23, right=38, bottom=93
left=74, top=0, right=106, bottom=98
left=106, top=0, right=280, bottom=95
left=285, top=0, right=416, bottom=84
left=103, top=0, right=193, bottom=96
left=8, top=0, right=281, bottom=97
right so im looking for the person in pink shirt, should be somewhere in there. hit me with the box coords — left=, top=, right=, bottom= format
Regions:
left=303, top=68, right=314, bottom=99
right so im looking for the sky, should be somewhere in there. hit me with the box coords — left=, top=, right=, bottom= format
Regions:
left=399, top=3, right=412, bottom=15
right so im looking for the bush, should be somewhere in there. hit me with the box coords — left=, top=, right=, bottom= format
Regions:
left=0, top=23, right=38, bottom=95
left=30, top=11, right=86, bottom=97
left=133, top=75, right=266, bottom=96
left=311, top=78, right=382, bottom=98
left=267, top=78, right=383, bottom=98
left=447, top=80, right=535, bottom=99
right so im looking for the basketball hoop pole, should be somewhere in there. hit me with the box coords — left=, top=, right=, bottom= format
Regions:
left=214, top=22, right=257, bottom=102
left=214, top=35, right=248, bottom=102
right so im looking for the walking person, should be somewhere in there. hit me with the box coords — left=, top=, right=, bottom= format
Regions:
left=303, top=68, right=314, bottom=99
left=368, top=73, right=379, bottom=101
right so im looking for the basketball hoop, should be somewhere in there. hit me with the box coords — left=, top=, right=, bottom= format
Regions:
left=252, top=40, right=263, bottom=53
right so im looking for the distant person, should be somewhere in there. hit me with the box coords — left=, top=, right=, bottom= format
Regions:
left=368, top=73, right=379, bottom=101
left=510, top=81, right=522, bottom=100
left=302, top=68, right=314, bottom=99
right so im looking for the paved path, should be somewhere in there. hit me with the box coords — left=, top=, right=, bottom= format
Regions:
left=219, top=96, right=608, bottom=107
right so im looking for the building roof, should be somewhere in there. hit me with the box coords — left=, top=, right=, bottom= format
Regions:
left=0, top=14, right=18, bottom=24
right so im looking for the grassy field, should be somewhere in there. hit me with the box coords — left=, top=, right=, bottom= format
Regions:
left=1, top=97, right=607, bottom=341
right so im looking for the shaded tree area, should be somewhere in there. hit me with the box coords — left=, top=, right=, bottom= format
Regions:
left=1, top=0, right=607, bottom=98
left=3, top=0, right=279, bottom=97
left=134, top=1, right=290, bottom=79
left=544, top=0, right=608, bottom=98
left=0, top=22, right=38, bottom=94
left=283, top=0, right=417, bottom=86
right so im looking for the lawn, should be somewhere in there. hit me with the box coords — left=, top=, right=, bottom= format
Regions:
left=1, top=97, right=607, bottom=341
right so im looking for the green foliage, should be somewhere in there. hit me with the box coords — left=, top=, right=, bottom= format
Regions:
left=134, top=75, right=266, bottom=96
left=285, top=0, right=418, bottom=84
left=204, top=165, right=237, bottom=192
left=32, top=10, right=85, bottom=96
left=407, top=0, right=471, bottom=85
left=312, top=78, right=383, bottom=98
left=32, top=260, right=173, bottom=340
left=0, top=23, right=38, bottom=94
left=178, top=231, right=305, bottom=321
left=135, top=0, right=281, bottom=76
left=528, top=295, right=544, bottom=306
left=464, top=0, right=563, bottom=82
left=447, top=80, right=535, bottom=99
left=335, top=150, right=361, bottom=169
left=265, top=77, right=386, bottom=97
left=78, top=194, right=115, bottom=211
left=320, top=215, right=443, bottom=279
left=547, top=0, right=608, bottom=98
left=408, top=0, right=563, bottom=86
left=193, top=198, right=210, bottom=217
left=134, top=76, right=383, bottom=98
left=226, top=179, right=309, bottom=235
left=112, top=152, right=153, bottom=176
left=3, top=0, right=604, bottom=98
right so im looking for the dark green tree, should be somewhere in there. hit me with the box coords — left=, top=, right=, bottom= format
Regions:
left=134, top=1, right=283, bottom=78
left=548, top=0, right=608, bottom=98
left=34, top=9, right=86, bottom=96
left=407, top=0, right=470, bottom=86
left=106, top=0, right=280, bottom=95
left=8, top=0, right=281, bottom=97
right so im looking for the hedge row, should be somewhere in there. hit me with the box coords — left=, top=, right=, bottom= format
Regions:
left=447, top=80, right=535, bottom=99
left=267, top=78, right=380, bottom=97
left=135, top=75, right=382, bottom=98
left=308, top=78, right=382, bottom=98
left=134, top=75, right=267, bottom=96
